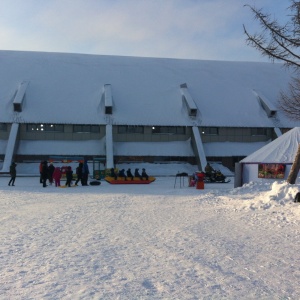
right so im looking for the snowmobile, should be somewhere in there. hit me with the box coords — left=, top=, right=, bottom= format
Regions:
left=203, top=170, right=231, bottom=183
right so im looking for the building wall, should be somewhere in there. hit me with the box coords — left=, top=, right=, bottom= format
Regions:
left=200, top=127, right=273, bottom=142
left=3, top=123, right=275, bottom=143
left=0, top=123, right=284, bottom=171
left=113, top=126, right=192, bottom=142
left=0, top=123, right=10, bottom=139
left=18, top=124, right=106, bottom=140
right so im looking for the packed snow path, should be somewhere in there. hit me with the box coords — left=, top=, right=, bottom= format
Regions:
left=0, top=177, right=299, bottom=299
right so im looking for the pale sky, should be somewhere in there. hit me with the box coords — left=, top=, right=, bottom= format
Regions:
left=0, top=0, right=291, bottom=62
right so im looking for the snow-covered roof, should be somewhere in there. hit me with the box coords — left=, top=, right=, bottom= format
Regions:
left=0, top=50, right=298, bottom=128
left=241, top=127, right=300, bottom=163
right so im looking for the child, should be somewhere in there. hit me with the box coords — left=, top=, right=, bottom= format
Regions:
left=53, top=167, right=62, bottom=187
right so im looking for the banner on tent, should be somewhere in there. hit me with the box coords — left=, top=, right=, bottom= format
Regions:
left=258, top=163, right=285, bottom=179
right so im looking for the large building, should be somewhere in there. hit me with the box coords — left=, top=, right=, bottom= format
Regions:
left=0, top=50, right=298, bottom=172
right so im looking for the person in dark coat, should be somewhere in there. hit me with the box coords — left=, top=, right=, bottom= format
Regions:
left=126, top=168, right=134, bottom=180
left=142, top=168, right=149, bottom=180
left=118, top=169, right=127, bottom=180
left=65, top=166, right=73, bottom=187
left=110, top=168, right=117, bottom=180
left=8, top=162, right=17, bottom=186
left=75, top=162, right=83, bottom=186
left=82, top=160, right=89, bottom=186
left=41, top=161, right=49, bottom=187
left=48, top=163, right=55, bottom=185
left=205, top=163, right=214, bottom=178
left=134, top=168, right=142, bottom=180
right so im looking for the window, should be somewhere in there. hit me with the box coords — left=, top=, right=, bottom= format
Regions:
left=0, top=123, right=7, bottom=131
left=118, top=126, right=144, bottom=134
left=73, top=125, right=100, bottom=133
left=27, top=124, right=64, bottom=132
left=201, top=127, right=219, bottom=135
left=151, top=126, right=186, bottom=134
left=251, top=128, right=267, bottom=136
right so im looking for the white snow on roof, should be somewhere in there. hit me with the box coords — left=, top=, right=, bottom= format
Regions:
left=241, top=127, right=300, bottom=163
left=0, top=50, right=298, bottom=128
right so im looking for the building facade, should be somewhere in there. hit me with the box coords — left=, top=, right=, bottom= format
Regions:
left=0, top=51, right=298, bottom=172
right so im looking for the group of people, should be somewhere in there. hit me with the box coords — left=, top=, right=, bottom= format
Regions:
left=8, top=160, right=151, bottom=187
left=39, top=160, right=90, bottom=187
left=110, top=167, right=149, bottom=181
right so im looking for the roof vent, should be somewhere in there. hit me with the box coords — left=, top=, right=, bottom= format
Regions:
left=253, top=90, right=277, bottom=117
left=13, top=81, right=29, bottom=112
left=180, top=83, right=198, bottom=117
left=103, top=84, right=113, bottom=114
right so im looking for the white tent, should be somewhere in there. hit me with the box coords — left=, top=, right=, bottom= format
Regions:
left=237, top=127, right=300, bottom=185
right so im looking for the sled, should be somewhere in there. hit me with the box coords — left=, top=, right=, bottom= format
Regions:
left=59, top=184, right=77, bottom=188
left=105, top=176, right=156, bottom=184
left=204, top=178, right=231, bottom=183
left=90, top=181, right=101, bottom=186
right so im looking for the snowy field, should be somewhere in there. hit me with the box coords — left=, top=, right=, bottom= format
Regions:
left=0, top=163, right=300, bottom=299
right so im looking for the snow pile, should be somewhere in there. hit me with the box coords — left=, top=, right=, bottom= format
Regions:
left=267, top=181, right=300, bottom=203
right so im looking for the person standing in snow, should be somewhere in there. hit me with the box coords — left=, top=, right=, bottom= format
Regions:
left=48, top=163, right=55, bottom=185
left=75, top=162, right=83, bottom=186
left=41, top=161, right=49, bottom=187
left=8, top=162, right=17, bottom=186
left=52, top=167, right=62, bottom=187
left=39, top=161, right=43, bottom=184
left=65, top=166, right=73, bottom=187
left=82, top=160, right=89, bottom=186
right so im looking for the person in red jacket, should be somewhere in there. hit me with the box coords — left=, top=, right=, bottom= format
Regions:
left=53, top=167, right=62, bottom=187
left=39, top=161, right=43, bottom=183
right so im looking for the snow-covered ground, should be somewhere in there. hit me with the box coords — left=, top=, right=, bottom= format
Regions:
left=0, top=163, right=299, bottom=299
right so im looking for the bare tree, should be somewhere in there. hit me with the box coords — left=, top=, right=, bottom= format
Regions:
left=244, top=1, right=300, bottom=184
left=244, top=1, right=300, bottom=69
left=279, top=77, right=300, bottom=120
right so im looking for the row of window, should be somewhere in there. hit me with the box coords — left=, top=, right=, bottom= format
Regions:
left=0, top=123, right=269, bottom=136
left=25, top=124, right=187, bottom=134
left=26, top=124, right=188, bottom=134
left=117, top=126, right=186, bottom=134
left=27, top=124, right=100, bottom=133
left=201, top=127, right=267, bottom=136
